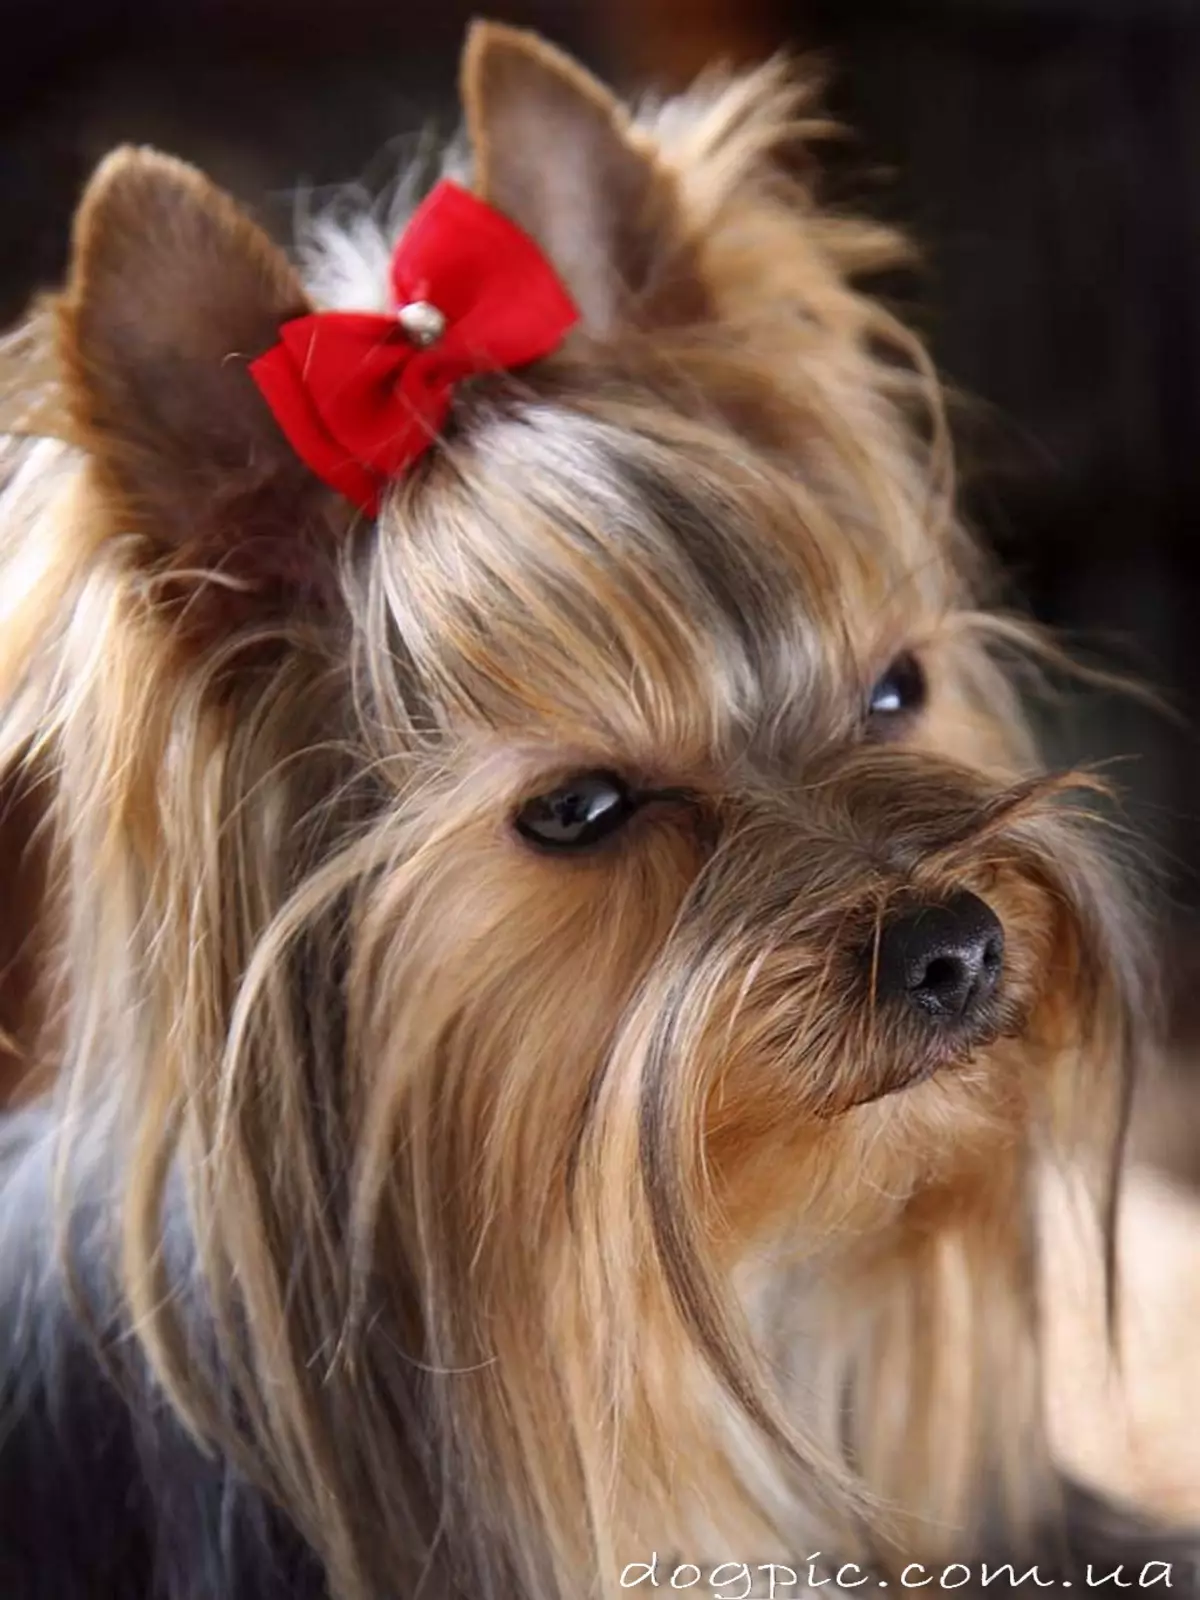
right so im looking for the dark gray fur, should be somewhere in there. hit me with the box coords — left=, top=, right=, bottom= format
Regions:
left=0, top=1109, right=327, bottom=1600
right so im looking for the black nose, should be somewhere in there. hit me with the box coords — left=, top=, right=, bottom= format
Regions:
left=875, top=892, right=1004, bottom=1027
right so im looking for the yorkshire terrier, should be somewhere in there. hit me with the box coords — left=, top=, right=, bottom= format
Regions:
left=0, top=19, right=1191, bottom=1600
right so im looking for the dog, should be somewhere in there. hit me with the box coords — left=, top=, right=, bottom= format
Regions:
left=0, top=18, right=1190, bottom=1599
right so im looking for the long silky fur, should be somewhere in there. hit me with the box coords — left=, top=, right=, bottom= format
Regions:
left=0, top=49, right=1185, bottom=1600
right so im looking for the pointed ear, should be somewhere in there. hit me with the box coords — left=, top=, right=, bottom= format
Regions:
left=58, top=148, right=342, bottom=600
left=461, top=21, right=703, bottom=335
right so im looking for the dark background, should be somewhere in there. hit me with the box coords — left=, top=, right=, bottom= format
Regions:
left=6, top=0, right=1200, bottom=1100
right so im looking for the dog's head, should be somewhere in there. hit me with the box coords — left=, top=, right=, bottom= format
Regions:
left=4, top=20, right=1147, bottom=1598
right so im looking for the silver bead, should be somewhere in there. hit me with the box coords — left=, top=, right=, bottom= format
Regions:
left=396, top=300, right=447, bottom=348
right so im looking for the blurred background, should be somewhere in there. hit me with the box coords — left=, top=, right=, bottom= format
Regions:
left=6, top=0, right=1200, bottom=1165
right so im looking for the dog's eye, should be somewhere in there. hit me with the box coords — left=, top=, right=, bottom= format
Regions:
left=867, top=652, right=927, bottom=724
left=515, top=771, right=636, bottom=852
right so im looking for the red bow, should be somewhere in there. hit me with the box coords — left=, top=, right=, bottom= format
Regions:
left=249, top=180, right=578, bottom=515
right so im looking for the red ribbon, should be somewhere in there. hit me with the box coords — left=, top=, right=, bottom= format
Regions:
left=249, top=180, right=578, bottom=515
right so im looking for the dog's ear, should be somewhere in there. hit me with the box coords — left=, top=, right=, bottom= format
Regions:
left=58, top=147, right=342, bottom=603
left=461, top=21, right=702, bottom=334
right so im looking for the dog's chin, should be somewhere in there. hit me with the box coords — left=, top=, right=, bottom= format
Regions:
left=826, top=1001, right=1027, bottom=1115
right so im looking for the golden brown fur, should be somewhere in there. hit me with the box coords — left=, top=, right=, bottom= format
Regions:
left=0, top=21, right=1170, bottom=1600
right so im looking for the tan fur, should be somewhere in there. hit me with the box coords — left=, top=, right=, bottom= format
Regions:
left=1044, top=1162, right=1200, bottom=1523
left=0, top=750, right=54, bottom=1098
left=464, top=21, right=707, bottom=330
left=0, top=21, right=1162, bottom=1600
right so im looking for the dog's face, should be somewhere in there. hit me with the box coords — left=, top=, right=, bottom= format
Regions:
left=49, top=25, right=1139, bottom=1292
left=365, top=371, right=1126, bottom=1256
left=46, top=18, right=1134, bottom=1259
left=31, top=20, right=1144, bottom=1592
